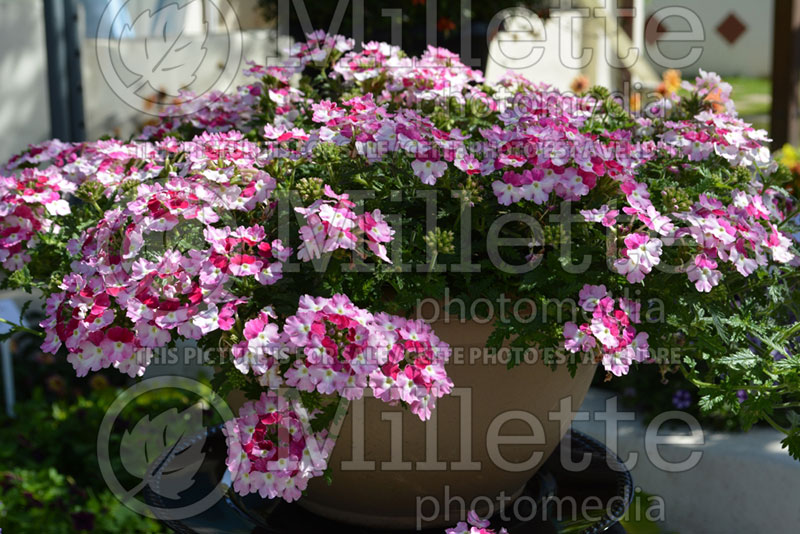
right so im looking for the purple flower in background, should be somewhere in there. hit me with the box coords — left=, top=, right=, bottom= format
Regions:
left=737, top=389, right=748, bottom=403
left=771, top=350, right=788, bottom=362
left=672, top=389, right=692, bottom=410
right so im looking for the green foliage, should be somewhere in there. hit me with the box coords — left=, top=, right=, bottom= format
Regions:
left=0, top=387, right=170, bottom=533
left=0, top=468, right=163, bottom=533
left=783, top=411, right=800, bottom=461
left=618, top=491, right=669, bottom=534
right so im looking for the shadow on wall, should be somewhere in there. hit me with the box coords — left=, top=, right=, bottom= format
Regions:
left=0, top=0, right=51, bottom=164
left=78, top=0, right=288, bottom=141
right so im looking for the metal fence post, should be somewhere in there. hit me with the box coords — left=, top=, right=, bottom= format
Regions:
left=0, top=298, right=21, bottom=418
left=42, top=0, right=85, bottom=142
left=1, top=340, right=14, bottom=417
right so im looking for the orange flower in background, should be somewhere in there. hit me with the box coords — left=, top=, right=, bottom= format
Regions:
left=437, top=16, right=456, bottom=34
left=657, top=69, right=682, bottom=97
left=663, top=69, right=682, bottom=94
left=629, top=93, right=642, bottom=112
left=141, top=86, right=168, bottom=111
left=570, top=74, right=590, bottom=94
left=704, top=88, right=725, bottom=113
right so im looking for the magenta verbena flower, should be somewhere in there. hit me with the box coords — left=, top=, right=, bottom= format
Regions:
left=0, top=167, right=75, bottom=270
left=223, top=390, right=332, bottom=502
left=38, top=152, right=289, bottom=378
left=445, top=510, right=507, bottom=534
left=278, top=295, right=452, bottom=421
left=564, top=285, right=650, bottom=377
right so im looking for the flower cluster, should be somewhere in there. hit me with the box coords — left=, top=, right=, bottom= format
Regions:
left=0, top=167, right=74, bottom=269
left=38, top=146, right=288, bottom=378
left=563, top=285, right=650, bottom=377
left=579, top=172, right=798, bottom=290
left=236, top=294, right=452, bottom=421
left=296, top=186, right=394, bottom=263
left=446, top=511, right=507, bottom=534
left=368, top=313, right=453, bottom=420
left=282, top=294, right=388, bottom=399
left=289, top=30, right=355, bottom=70
left=334, top=42, right=486, bottom=107
left=223, top=390, right=332, bottom=501
left=222, top=293, right=453, bottom=499
left=487, top=88, right=638, bottom=208
left=9, top=138, right=158, bottom=188
left=156, top=87, right=260, bottom=134
left=675, top=190, right=797, bottom=290
left=332, top=41, right=404, bottom=82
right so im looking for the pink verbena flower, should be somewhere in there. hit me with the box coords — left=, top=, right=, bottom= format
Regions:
left=614, top=233, right=662, bottom=284
left=283, top=294, right=388, bottom=401
left=411, top=158, right=448, bottom=185
left=369, top=316, right=452, bottom=421
left=563, top=291, right=650, bottom=377
left=358, top=209, right=394, bottom=262
left=686, top=253, right=721, bottom=292
left=445, top=509, right=508, bottom=534
left=454, top=154, right=481, bottom=175
left=223, top=391, right=333, bottom=502
left=296, top=187, right=394, bottom=263
left=578, top=284, right=608, bottom=312
left=580, top=205, right=619, bottom=227
left=564, top=321, right=597, bottom=352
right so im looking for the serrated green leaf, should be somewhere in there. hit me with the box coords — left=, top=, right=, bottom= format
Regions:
left=718, top=349, right=759, bottom=370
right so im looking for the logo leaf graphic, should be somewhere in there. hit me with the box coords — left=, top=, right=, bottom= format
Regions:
left=120, top=403, right=207, bottom=500
left=119, top=2, right=209, bottom=96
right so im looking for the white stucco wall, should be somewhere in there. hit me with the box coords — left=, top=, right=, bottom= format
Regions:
left=0, top=0, right=289, bottom=159
left=644, top=0, right=773, bottom=78
left=0, top=0, right=52, bottom=165
left=81, top=28, right=289, bottom=141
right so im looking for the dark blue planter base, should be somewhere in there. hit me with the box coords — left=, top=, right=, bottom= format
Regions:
left=144, top=427, right=632, bottom=534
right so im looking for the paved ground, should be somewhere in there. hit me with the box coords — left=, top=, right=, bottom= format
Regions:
left=574, top=388, right=800, bottom=534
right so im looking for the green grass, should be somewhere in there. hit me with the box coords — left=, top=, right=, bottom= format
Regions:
left=728, top=77, right=771, bottom=99
left=727, top=77, right=771, bottom=130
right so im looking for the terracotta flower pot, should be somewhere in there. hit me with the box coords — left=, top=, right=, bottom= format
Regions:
left=297, top=318, right=597, bottom=529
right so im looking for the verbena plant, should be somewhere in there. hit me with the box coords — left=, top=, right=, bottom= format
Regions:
left=1, top=32, right=799, bottom=503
